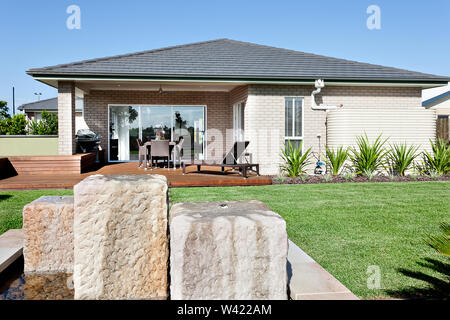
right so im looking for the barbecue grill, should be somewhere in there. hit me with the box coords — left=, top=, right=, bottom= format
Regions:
left=75, top=129, right=102, bottom=162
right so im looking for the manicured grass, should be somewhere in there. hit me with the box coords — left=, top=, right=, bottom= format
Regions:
left=170, top=181, right=450, bottom=299
left=0, top=190, right=73, bottom=235
left=1, top=182, right=448, bottom=299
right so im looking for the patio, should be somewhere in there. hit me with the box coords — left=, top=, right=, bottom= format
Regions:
left=0, top=162, right=271, bottom=190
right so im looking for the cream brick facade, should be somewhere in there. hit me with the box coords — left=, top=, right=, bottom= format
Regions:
left=244, top=85, right=422, bottom=175
left=58, top=83, right=423, bottom=175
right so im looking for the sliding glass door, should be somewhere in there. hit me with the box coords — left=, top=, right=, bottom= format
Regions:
left=109, top=105, right=205, bottom=162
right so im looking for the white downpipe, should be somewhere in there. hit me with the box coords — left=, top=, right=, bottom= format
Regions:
left=311, top=79, right=343, bottom=110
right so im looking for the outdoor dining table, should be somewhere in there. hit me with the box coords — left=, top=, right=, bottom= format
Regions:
left=143, top=140, right=177, bottom=167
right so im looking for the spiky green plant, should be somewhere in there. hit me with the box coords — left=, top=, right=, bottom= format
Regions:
left=387, top=143, right=420, bottom=176
left=280, top=140, right=312, bottom=177
left=299, top=173, right=309, bottom=182
left=342, top=171, right=356, bottom=181
left=427, top=223, right=450, bottom=256
left=422, top=139, right=450, bottom=175
left=362, top=168, right=375, bottom=181
left=349, top=133, right=388, bottom=175
left=325, top=145, right=349, bottom=176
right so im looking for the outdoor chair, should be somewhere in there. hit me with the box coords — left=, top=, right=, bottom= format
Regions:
left=181, top=141, right=259, bottom=179
left=150, top=140, right=170, bottom=170
left=136, top=138, right=148, bottom=169
left=172, top=136, right=184, bottom=170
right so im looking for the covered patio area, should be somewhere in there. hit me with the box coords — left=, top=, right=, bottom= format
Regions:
left=0, top=162, right=271, bottom=190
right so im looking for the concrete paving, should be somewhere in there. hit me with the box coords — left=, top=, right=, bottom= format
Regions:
left=287, top=240, right=359, bottom=300
left=0, top=229, right=24, bottom=273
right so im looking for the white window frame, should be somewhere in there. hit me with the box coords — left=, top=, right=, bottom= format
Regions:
left=284, top=97, right=304, bottom=151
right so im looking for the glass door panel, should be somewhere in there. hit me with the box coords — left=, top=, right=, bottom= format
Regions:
left=172, top=107, right=205, bottom=160
left=141, top=106, right=172, bottom=142
left=109, top=105, right=139, bottom=161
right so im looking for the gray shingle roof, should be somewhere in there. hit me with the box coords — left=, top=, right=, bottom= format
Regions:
left=18, top=98, right=57, bottom=111
left=27, top=39, right=449, bottom=82
left=19, top=97, right=82, bottom=112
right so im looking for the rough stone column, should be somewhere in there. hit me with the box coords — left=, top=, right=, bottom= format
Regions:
left=73, top=174, right=169, bottom=300
left=170, top=200, right=288, bottom=300
left=23, top=196, right=74, bottom=274
left=58, top=81, right=76, bottom=155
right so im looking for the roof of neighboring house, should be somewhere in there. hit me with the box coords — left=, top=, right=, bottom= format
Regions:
left=27, top=39, right=449, bottom=83
left=18, top=97, right=82, bottom=112
left=422, top=90, right=450, bottom=106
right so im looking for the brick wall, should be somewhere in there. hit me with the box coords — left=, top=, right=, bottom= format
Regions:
left=245, top=85, right=422, bottom=175
left=84, top=90, right=231, bottom=161
left=79, top=85, right=422, bottom=173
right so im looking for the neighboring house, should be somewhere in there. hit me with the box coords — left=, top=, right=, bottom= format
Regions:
left=422, top=82, right=450, bottom=141
left=18, top=95, right=88, bottom=132
left=422, top=82, right=450, bottom=114
left=26, top=39, right=449, bottom=174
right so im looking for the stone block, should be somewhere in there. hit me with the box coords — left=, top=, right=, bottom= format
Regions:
left=73, top=174, right=169, bottom=300
left=23, top=196, right=74, bottom=274
left=170, top=200, right=288, bottom=300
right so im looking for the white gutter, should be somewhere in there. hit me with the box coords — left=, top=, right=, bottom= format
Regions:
left=311, top=79, right=343, bottom=110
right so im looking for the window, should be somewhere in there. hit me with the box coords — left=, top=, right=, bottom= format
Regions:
left=284, top=97, right=303, bottom=150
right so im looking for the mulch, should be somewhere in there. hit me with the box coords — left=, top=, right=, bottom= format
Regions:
left=272, top=174, right=450, bottom=185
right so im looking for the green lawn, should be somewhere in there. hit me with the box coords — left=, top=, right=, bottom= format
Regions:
left=170, top=182, right=450, bottom=299
left=0, top=189, right=73, bottom=235
left=1, top=182, right=449, bottom=299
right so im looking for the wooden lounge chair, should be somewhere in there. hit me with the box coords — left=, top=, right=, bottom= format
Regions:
left=181, top=141, right=259, bottom=179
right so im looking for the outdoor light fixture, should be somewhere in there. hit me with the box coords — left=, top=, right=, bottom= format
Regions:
left=158, top=85, right=163, bottom=94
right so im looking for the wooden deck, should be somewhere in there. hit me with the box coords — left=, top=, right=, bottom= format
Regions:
left=7, top=153, right=95, bottom=175
left=0, top=162, right=272, bottom=190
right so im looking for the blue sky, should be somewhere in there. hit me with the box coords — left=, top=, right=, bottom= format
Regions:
left=0, top=0, right=449, bottom=114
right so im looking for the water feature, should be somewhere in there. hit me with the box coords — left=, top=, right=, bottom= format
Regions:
left=0, top=255, right=74, bottom=300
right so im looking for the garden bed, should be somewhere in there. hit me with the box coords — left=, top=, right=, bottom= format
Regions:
left=272, top=174, right=450, bottom=185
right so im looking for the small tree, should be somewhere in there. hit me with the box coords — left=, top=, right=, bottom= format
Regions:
left=0, top=101, right=9, bottom=119
left=3, top=114, right=27, bottom=135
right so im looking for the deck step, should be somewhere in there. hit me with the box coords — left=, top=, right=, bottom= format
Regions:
left=0, top=229, right=24, bottom=273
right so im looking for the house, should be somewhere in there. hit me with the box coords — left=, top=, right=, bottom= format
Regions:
left=422, top=82, right=450, bottom=114
left=26, top=39, right=449, bottom=174
left=422, top=83, right=450, bottom=141
left=18, top=95, right=87, bottom=132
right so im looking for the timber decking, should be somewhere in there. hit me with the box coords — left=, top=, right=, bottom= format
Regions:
left=0, top=162, right=271, bottom=189
left=7, top=153, right=95, bottom=175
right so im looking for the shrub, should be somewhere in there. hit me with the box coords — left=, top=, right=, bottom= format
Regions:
left=28, top=110, right=58, bottom=135
left=275, top=174, right=286, bottom=183
left=342, top=171, right=356, bottom=181
left=325, top=145, right=349, bottom=176
left=349, top=133, right=388, bottom=176
left=0, top=114, right=27, bottom=135
left=387, top=143, right=420, bottom=176
left=362, top=168, right=375, bottom=181
left=280, top=140, right=312, bottom=177
left=299, top=174, right=309, bottom=182
left=421, top=139, right=450, bottom=175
